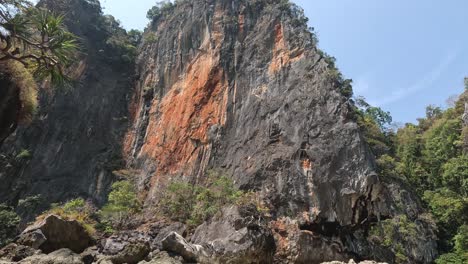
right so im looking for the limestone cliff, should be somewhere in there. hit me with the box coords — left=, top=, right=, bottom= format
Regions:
left=122, top=0, right=436, bottom=262
left=0, top=0, right=133, bottom=206
left=0, top=0, right=437, bottom=263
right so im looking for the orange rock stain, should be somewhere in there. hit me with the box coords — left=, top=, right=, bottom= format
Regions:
left=269, top=23, right=304, bottom=75
left=141, top=52, right=228, bottom=179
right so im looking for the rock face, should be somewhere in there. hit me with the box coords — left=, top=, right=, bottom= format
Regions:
left=0, top=0, right=438, bottom=263
left=18, top=215, right=94, bottom=254
left=0, top=0, right=132, bottom=207
left=190, top=206, right=275, bottom=263
left=123, top=0, right=436, bottom=263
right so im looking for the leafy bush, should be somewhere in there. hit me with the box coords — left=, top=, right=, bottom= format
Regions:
left=369, top=215, right=418, bottom=263
left=454, top=225, right=468, bottom=258
left=318, top=50, right=354, bottom=99
left=435, top=252, right=467, bottom=264
left=161, top=170, right=260, bottom=228
left=40, top=198, right=96, bottom=235
left=0, top=204, right=20, bottom=247
left=15, top=149, right=32, bottom=160
left=99, top=181, right=141, bottom=231
left=17, top=195, right=44, bottom=218
left=423, top=189, right=467, bottom=226
left=188, top=172, right=243, bottom=226
left=442, top=156, right=468, bottom=197
left=146, top=1, right=175, bottom=21
left=101, top=15, right=139, bottom=64
left=143, top=32, right=158, bottom=44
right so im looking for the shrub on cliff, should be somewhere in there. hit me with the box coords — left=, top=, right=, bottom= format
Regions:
left=0, top=204, right=20, bottom=247
left=99, top=181, right=141, bottom=232
left=160, top=170, right=270, bottom=228
left=369, top=215, right=418, bottom=263
left=146, top=1, right=174, bottom=21
left=161, top=170, right=247, bottom=227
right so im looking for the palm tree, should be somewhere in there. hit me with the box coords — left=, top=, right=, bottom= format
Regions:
left=0, top=0, right=78, bottom=85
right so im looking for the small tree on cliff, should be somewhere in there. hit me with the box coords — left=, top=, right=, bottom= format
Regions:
left=0, top=0, right=78, bottom=85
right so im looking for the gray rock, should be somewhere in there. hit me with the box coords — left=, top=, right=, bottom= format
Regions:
left=138, top=251, right=183, bottom=264
left=101, top=231, right=151, bottom=256
left=0, top=243, right=39, bottom=261
left=80, top=246, right=98, bottom=264
left=16, top=229, right=47, bottom=249
left=191, top=206, right=275, bottom=264
left=123, top=1, right=436, bottom=262
left=17, top=248, right=84, bottom=264
left=161, top=232, right=207, bottom=263
left=100, top=242, right=151, bottom=264
left=0, top=0, right=133, bottom=209
left=18, top=215, right=94, bottom=254
left=321, top=261, right=388, bottom=264
left=152, top=223, right=186, bottom=250
left=0, top=0, right=438, bottom=263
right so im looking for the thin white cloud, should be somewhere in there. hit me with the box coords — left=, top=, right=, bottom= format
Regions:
left=353, top=73, right=373, bottom=95
left=370, top=51, right=458, bottom=107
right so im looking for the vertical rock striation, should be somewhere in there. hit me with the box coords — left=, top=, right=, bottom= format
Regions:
left=0, top=0, right=437, bottom=262
left=0, top=0, right=133, bottom=206
left=124, top=0, right=436, bottom=263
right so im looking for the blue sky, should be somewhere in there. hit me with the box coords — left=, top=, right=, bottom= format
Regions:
left=101, top=0, right=468, bottom=123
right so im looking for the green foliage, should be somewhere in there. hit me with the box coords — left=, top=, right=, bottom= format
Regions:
left=128, top=29, right=143, bottom=46
left=41, top=198, right=96, bottom=235
left=189, top=171, right=243, bottom=226
left=318, top=50, right=354, bottom=99
left=161, top=181, right=195, bottom=222
left=99, top=181, right=141, bottom=230
left=15, top=148, right=31, bottom=160
left=143, top=32, right=158, bottom=44
left=146, top=1, right=174, bottom=21
left=354, top=96, right=394, bottom=158
left=369, top=215, right=417, bottom=263
left=454, top=225, right=468, bottom=258
left=423, top=189, right=467, bottom=226
left=0, top=203, right=20, bottom=247
left=161, top=170, right=254, bottom=228
left=435, top=253, right=467, bottom=264
left=0, top=1, right=78, bottom=86
left=16, top=194, right=43, bottom=218
left=101, top=15, right=138, bottom=64
left=376, top=154, right=399, bottom=178
left=442, top=156, right=468, bottom=196
left=360, top=79, right=468, bottom=262
left=423, top=116, right=462, bottom=186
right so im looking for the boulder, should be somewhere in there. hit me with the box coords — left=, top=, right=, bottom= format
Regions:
left=80, top=246, right=99, bottom=264
left=16, top=229, right=47, bottom=249
left=151, top=222, right=186, bottom=250
left=138, top=251, right=183, bottom=264
left=161, top=232, right=208, bottom=263
left=321, top=261, right=388, bottom=264
left=18, top=215, right=94, bottom=254
left=101, top=231, right=151, bottom=256
left=0, top=243, right=39, bottom=261
left=99, top=242, right=150, bottom=264
left=190, top=206, right=276, bottom=263
left=18, top=248, right=84, bottom=264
